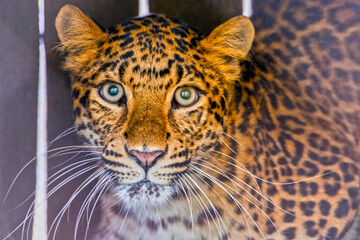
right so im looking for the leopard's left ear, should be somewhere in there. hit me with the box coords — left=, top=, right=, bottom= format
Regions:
left=200, top=16, right=254, bottom=83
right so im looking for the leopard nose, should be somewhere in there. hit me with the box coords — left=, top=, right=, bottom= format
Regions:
left=127, top=149, right=164, bottom=172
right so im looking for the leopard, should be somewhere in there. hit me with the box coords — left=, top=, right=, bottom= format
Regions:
left=55, top=0, right=360, bottom=239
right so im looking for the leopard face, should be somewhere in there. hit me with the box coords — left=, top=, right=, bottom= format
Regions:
left=56, top=5, right=254, bottom=210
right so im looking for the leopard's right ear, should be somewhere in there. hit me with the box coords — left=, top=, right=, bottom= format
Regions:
left=200, top=16, right=254, bottom=84
left=55, top=5, right=108, bottom=74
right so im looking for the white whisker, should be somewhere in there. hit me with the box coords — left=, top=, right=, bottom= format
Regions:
left=3, top=145, right=100, bottom=206
left=194, top=157, right=293, bottom=217
left=220, top=138, right=237, bottom=154
left=222, top=132, right=243, bottom=146
left=48, top=127, right=76, bottom=147
left=118, top=208, right=130, bottom=236
left=184, top=173, right=228, bottom=240
left=49, top=168, right=104, bottom=239
left=212, top=149, right=335, bottom=185
left=177, top=178, right=195, bottom=237
left=190, top=168, right=251, bottom=238
left=192, top=166, right=285, bottom=240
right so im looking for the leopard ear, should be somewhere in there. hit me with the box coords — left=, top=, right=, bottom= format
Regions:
left=200, top=16, right=254, bottom=83
left=55, top=5, right=108, bottom=74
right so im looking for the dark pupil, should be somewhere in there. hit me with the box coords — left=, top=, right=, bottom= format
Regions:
left=108, top=85, right=119, bottom=96
left=181, top=89, right=191, bottom=100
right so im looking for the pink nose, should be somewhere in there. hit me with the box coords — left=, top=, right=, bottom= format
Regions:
left=128, top=150, right=164, bottom=169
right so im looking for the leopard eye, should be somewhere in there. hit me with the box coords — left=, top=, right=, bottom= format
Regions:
left=174, top=86, right=198, bottom=107
left=99, top=83, right=124, bottom=103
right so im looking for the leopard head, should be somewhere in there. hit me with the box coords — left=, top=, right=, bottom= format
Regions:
left=55, top=5, right=254, bottom=209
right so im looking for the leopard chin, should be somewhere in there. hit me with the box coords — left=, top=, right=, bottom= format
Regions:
left=113, top=181, right=176, bottom=209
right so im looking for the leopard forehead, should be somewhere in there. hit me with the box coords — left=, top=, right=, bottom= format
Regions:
left=76, top=14, right=207, bottom=88
left=70, top=14, right=229, bottom=123
left=70, top=16, right=228, bottom=124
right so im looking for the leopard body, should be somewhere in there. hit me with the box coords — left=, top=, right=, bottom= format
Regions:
left=55, top=0, right=360, bottom=239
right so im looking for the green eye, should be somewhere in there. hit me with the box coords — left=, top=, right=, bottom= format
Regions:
left=100, top=83, right=124, bottom=103
left=174, top=86, right=198, bottom=107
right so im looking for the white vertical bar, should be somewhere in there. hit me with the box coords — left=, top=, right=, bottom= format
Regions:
left=242, top=0, right=253, bottom=17
left=32, top=0, right=48, bottom=238
left=138, top=0, right=150, bottom=16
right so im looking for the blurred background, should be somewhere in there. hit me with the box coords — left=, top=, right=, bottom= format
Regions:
left=0, top=0, right=249, bottom=239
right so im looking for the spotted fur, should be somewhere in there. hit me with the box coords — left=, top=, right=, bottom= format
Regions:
left=55, top=1, right=360, bottom=239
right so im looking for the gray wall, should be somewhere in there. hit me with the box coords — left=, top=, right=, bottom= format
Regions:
left=0, top=0, right=244, bottom=239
